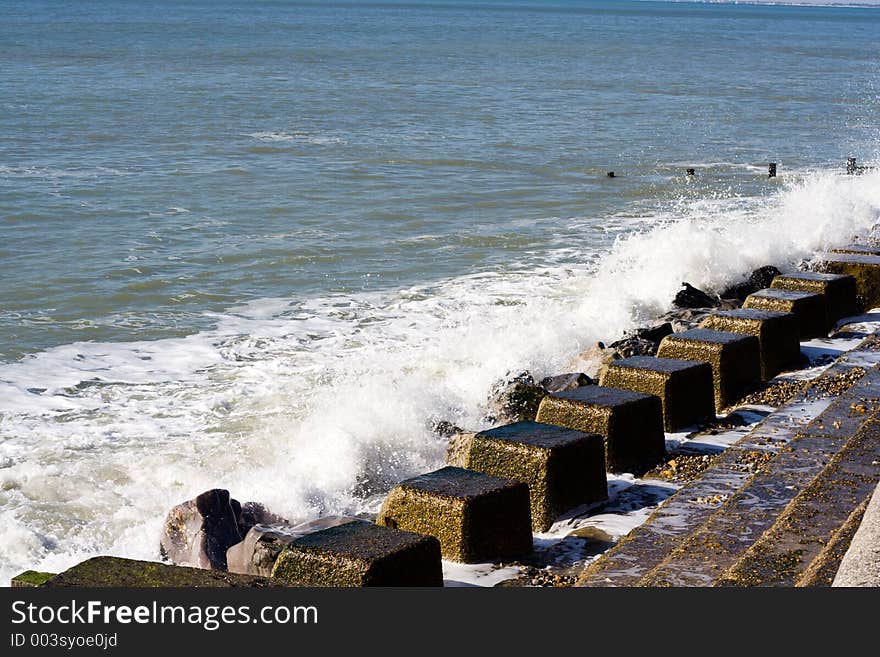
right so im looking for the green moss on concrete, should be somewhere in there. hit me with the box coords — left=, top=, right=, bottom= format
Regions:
left=376, top=466, right=533, bottom=562
left=657, top=329, right=761, bottom=412
left=42, top=557, right=278, bottom=587
left=599, top=356, right=715, bottom=431
left=11, top=570, right=56, bottom=588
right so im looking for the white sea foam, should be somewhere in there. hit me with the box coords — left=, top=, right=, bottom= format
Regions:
left=1, top=168, right=879, bottom=583
left=246, top=131, right=346, bottom=146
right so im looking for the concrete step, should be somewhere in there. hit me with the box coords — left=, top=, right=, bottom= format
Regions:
left=577, top=333, right=880, bottom=587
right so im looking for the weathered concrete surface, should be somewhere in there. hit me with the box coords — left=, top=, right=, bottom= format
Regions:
left=821, top=253, right=880, bottom=311
left=833, top=482, right=880, bottom=586
left=535, top=386, right=665, bottom=473
left=271, top=520, right=443, bottom=587
left=42, top=557, right=279, bottom=587
left=656, top=328, right=761, bottom=412
left=743, top=288, right=827, bottom=340
left=445, top=431, right=476, bottom=468
left=718, top=420, right=880, bottom=587
left=700, top=308, right=801, bottom=380
left=770, top=271, right=858, bottom=328
left=465, top=421, right=607, bottom=531
left=599, top=356, right=715, bottom=431
left=376, top=466, right=532, bottom=562
left=227, top=517, right=358, bottom=577
left=577, top=346, right=880, bottom=587
left=830, top=244, right=880, bottom=257
left=10, top=571, right=55, bottom=588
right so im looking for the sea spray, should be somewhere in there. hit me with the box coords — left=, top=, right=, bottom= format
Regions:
left=1, top=168, right=879, bottom=583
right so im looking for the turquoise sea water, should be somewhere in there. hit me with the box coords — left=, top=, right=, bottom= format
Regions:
left=1, top=0, right=880, bottom=581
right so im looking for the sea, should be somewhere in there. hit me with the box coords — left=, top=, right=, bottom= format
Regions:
left=2, top=0, right=880, bottom=583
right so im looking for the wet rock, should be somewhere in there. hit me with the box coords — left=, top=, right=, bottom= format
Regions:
left=608, top=336, right=657, bottom=358
left=636, top=322, right=674, bottom=343
left=445, top=431, right=476, bottom=468
left=160, top=489, right=244, bottom=571
left=674, top=282, right=720, bottom=309
left=486, top=371, right=546, bottom=423
left=721, top=266, right=782, bottom=301
left=431, top=419, right=464, bottom=437
left=239, top=501, right=287, bottom=536
left=539, top=372, right=593, bottom=393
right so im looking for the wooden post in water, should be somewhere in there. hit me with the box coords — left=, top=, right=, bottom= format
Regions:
left=686, top=168, right=695, bottom=176
left=847, top=157, right=857, bottom=175
left=768, top=162, right=777, bottom=178
left=606, top=171, right=615, bottom=178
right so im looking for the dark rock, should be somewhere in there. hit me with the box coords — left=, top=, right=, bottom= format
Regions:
left=159, top=489, right=243, bottom=570
left=636, top=322, right=674, bottom=343
left=674, top=282, right=720, bottom=309
left=721, top=266, right=783, bottom=301
left=539, top=372, right=593, bottom=393
left=487, top=371, right=546, bottom=423
left=608, top=336, right=657, bottom=358
left=239, top=501, right=287, bottom=536
left=42, top=556, right=278, bottom=587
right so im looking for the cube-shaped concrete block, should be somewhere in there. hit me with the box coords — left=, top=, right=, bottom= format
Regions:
left=700, top=309, right=801, bottom=380
left=830, top=244, right=880, bottom=257
left=821, top=253, right=880, bottom=311
left=10, top=571, right=56, bottom=588
left=656, top=328, right=760, bottom=412
left=376, top=466, right=533, bottom=563
left=599, top=356, right=715, bottom=431
left=271, top=520, right=443, bottom=587
left=742, top=289, right=827, bottom=339
left=770, top=272, right=858, bottom=328
left=464, top=421, right=607, bottom=532
left=535, top=386, right=665, bottom=473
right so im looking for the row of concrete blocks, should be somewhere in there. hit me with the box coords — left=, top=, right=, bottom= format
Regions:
left=14, top=248, right=879, bottom=588
left=233, top=262, right=874, bottom=586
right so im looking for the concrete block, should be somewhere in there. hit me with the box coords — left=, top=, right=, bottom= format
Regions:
left=271, top=520, right=443, bottom=587
left=657, top=328, right=761, bottom=412
left=742, top=288, right=827, bottom=339
left=700, top=309, right=801, bottom=380
left=599, top=356, right=715, bottom=431
left=10, top=571, right=55, bottom=588
left=376, top=466, right=533, bottom=562
left=464, top=421, right=607, bottom=531
left=535, top=386, right=665, bottom=473
left=771, top=271, right=858, bottom=327
left=41, top=557, right=278, bottom=587
left=821, top=253, right=880, bottom=311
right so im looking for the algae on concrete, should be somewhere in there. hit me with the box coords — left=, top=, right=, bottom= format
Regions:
left=535, top=386, right=665, bottom=473
left=700, top=308, right=801, bottom=380
left=464, top=421, right=607, bottom=531
left=376, top=466, right=533, bottom=562
left=742, top=288, right=827, bottom=339
left=271, top=520, right=443, bottom=587
left=821, top=253, right=880, bottom=311
left=10, top=570, right=56, bottom=588
left=42, top=556, right=278, bottom=587
left=656, top=328, right=761, bottom=412
left=598, top=356, right=715, bottom=431
left=770, top=271, right=858, bottom=328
